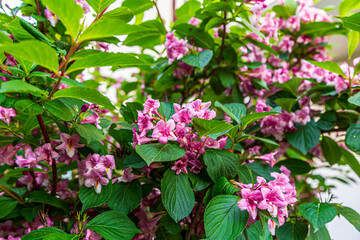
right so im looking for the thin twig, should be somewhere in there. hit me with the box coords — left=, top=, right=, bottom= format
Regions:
left=172, top=0, right=176, bottom=22
left=153, top=0, right=167, bottom=33
left=35, top=0, right=46, bottom=34
left=217, top=0, right=228, bottom=63
left=0, top=184, right=23, bottom=203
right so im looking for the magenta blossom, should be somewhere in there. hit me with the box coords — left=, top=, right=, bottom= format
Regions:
left=152, top=119, right=177, bottom=144
left=34, top=143, right=59, bottom=164
left=84, top=169, right=109, bottom=194
left=56, top=133, right=84, bottom=158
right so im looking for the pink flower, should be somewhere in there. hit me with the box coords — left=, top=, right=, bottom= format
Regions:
left=237, top=188, right=262, bottom=220
left=56, top=133, right=84, bottom=158
left=188, top=17, right=201, bottom=27
left=34, top=143, right=59, bottom=164
left=0, top=145, right=18, bottom=165
left=136, top=111, right=154, bottom=134
left=84, top=169, right=109, bottom=194
left=171, top=159, right=188, bottom=174
left=294, top=107, right=311, bottom=125
left=258, top=152, right=277, bottom=167
left=118, top=167, right=142, bottom=182
left=44, top=9, right=58, bottom=26
left=0, top=107, right=16, bottom=124
left=81, top=112, right=100, bottom=128
left=152, top=119, right=177, bottom=144
left=132, top=127, right=153, bottom=148
left=96, top=155, right=115, bottom=179
left=16, top=151, right=37, bottom=168
left=143, top=99, right=160, bottom=115
left=165, top=32, right=189, bottom=64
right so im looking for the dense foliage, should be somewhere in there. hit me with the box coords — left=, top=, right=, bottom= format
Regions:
left=1, top=0, right=360, bottom=239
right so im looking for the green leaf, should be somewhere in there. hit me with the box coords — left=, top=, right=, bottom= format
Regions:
left=241, top=107, right=282, bottom=127
left=348, top=30, right=360, bottom=58
left=107, top=181, right=142, bottom=214
left=122, top=0, right=153, bottom=15
left=309, top=225, right=331, bottom=240
left=340, top=0, right=360, bottom=16
left=42, top=0, right=84, bottom=39
left=218, top=69, right=236, bottom=88
left=320, top=136, right=341, bottom=165
left=101, top=7, right=134, bottom=22
left=299, top=203, right=337, bottom=231
left=203, top=2, right=232, bottom=13
left=182, top=50, right=213, bottom=70
left=204, top=195, right=248, bottom=240
left=28, top=191, right=69, bottom=213
left=79, top=182, right=112, bottom=212
left=204, top=149, right=238, bottom=181
left=158, top=102, right=175, bottom=120
left=338, top=11, right=360, bottom=32
left=43, top=233, right=78, bottom=240
left=246, top=162, right=281, bottom=182
left=275, top=158, right=312, bottom=175
left=349, top=91, right=360, bottom=106
left=334, top=205, right=360, bottom=232
left=345, top=123, right=360, bottom=153
left=86, top=0, right=116, bottom=14
left=245, top=37, right=278, bottom=55
left=4, top=18, right=35, bottom=41
left=286, top=121, right=321, bottom=155
left=214, top=101, right=246, bottom=124
left=175, top=0, right=201, bottom=25
left=274, top=98, right=297, bottom=112
left=246, top=135, right=280, bottom=150
left=161, top=169, right=195, bottom=222
left=14, top=99, right=44, bottom=115
left=43, top=99, right=74, bottom=121
left=0, top=136, right=19, bottom=148
left=341, top=148, right=360, bottom=178
left=192, top=118, right=233, bottom=138
left=74, top=123, right=105, bottom=144
left=212, top=177, right=238, bottom=197
left=307, top=60, right=346, bottom=78
left=189, top=28, right=215, bottom=49
left=0, top=80, right=45, bottom=97
left=66, top=52, right=151, bottom=74
left=22, top=227, right=66, bottom=240
left=274, top=78, right=303, bottom=97
left=239, top=18, right=265, bottom=39
left=0, top=40, right=59, bottom=73
left=85, top=211, right=141, bottom=240
left=135, top=143, right=185, bottom=165
left=276, top=221, right=308, bottom=240
left=0, top=196, right=17, bottom=218
left=188, top=170, right=212, bottom=191
left=52, top=87, right=115, bottom=110
left=79, top=19, right=133, bottom=42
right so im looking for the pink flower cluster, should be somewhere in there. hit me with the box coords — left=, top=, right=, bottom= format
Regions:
left=0, top=106, right=16, bottom=124
left=133, top=99, right=228, bottom=174
left=236, top=167, right=296, bottom=235
left=165, top=32, right=189, bottom=64
left=78, top=153, right=115, bottom=194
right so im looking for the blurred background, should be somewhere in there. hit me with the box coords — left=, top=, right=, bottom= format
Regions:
left=2, top=0, right=360, bottom=239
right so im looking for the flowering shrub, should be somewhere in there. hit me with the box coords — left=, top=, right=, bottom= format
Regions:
left=1, top=0, right=360, bottom=239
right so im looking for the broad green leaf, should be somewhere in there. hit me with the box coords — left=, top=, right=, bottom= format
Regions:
left=345, top=123, right=360, bottom=153
left=161, top=169, right=195, bottom=222
left=86, top=0, right=116, bottom=14
left=246, top=135, right=280, bottom=150
left=43, top=99, right=74, bottom=121
left=85, top=211, right=141, bottom=240
left=188, top=170, right=212, bottom=191
left=202, top=2, right=232, bottom=13
left=42, top=0, right=84, bottom=39
left=52, top=87, right=115, bottom=110
left=349, top=91, right=360, bottom=106
left=204, top=149, right=238, bottom=181
left=158, top=102, right=175, bottom=120
left=43, top=233, right=78, bottom=240
left=204, top=195, right=248, bottom=240
left=175, top=0, right=201, bottom=25
left=338, top=11, right=360, bottom=32
left=334, top=205, right=360, bottom=232
left=182, top=50, right=213, bottom=70
left=122, top=0, right=153, bottom=15
left=299, top=203, right=337, bottom=231
left=306, top=60, right=346, bottom=78
left=0, top=80, right=45, bottom=97
left=246, top=162, right=281, bottom=182
left=341, top=148, right=360, bottom=178
left=3, top=18, right=35, bottom=41
left=189, top=28, right=215, bottom=49
left=79, top=182, right=112, bottom=212
left=276, top=221, right=308, bottom=240
left=320, top=136, right=341, bottom=165
left=348, top=30, right=360, bottom=58
left=339, top=0, right=360, bottom=17
left=275, top=98, right=297, bottom=112
left=245, top=37, right=278, bottom=55
left=22, top=227, right=66, bottom=240
left=0, top=32, right=12, bottom=45
left=247, top=221, right=272, bottom=240
left=218, top=69, right=236, bottom=88
left=241, top=107, right=282, bottom=127
left=66, top=52, right=151, bottom=74
left=193, top=118, right=233, bottom=138
left=14, top=99, right=44, bottom=115
left=214, top=101, right=246, bottom=124
left=212, top=177, right=238, bottom=198
left=0, top=136, right=19, bottom=148
left=0, top=196, right=17, bottom=218
left=107, top=181, right=142, bottom=214
left=135, top=143, right=185, bottom=165
left=101, top=7, right=134, bottom=22
left=0, top=40, right=59, bottom=73
left=274, top=78, right=303, bottom=97
left=74, top=123, right=105, bottom=143
left=28, top=191, right=69, bottom=213
left=239, top=18, right=265, bottom=39
left=286, top=121, right=321, bottom=155
left=79, top=19, right=134, bottom=42
left=309, top=225, right=331, bottom=240
left=275, top=158, right=312, bottom=175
